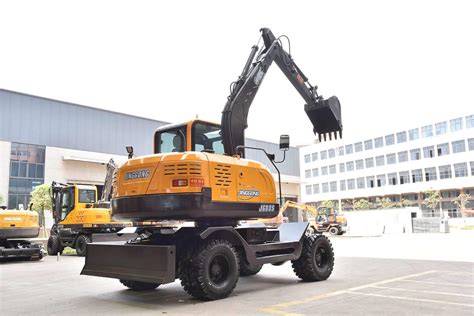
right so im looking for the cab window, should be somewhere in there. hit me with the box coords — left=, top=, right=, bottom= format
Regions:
left=155, top=126, right=187, bottom=153
left=60, top=188, right=74, bottom=221
left=79, top=189, right=96, bottom=203
left=192, top=122, right=224, bottom=154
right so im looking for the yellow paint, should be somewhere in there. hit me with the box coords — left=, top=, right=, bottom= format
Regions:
left=0, top=209, right=39, bottom=229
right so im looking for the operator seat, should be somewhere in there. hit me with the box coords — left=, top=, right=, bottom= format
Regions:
left=172, top=135, right=184, bottom=152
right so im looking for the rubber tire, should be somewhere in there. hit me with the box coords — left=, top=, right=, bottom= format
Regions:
left=292, top=234, right=334, bottom=282
left=329, top=226, right=340, bottom=235
left=180, top=239, right=239, bottom=300
left=47, top=235, right=63, bottom=255
left=239, top=256, right=263, bottom=276
left=120, top=279, right=160, bottom=291
left=75, top=235, right=91, bottom=257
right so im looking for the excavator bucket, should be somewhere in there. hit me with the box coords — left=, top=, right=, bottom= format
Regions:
left=304, top=96, right=342, bottom=141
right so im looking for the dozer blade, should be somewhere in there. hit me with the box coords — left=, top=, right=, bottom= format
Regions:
left=304, top=96, right=342, bottom=141
left=81, top=242, right=176, bottom=284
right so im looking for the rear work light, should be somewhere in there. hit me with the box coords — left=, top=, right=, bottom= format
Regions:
left=172, top=179, right=188, bottom=187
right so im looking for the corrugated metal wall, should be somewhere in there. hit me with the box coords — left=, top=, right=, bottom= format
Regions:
left=0, top=89, right=299, bottom=176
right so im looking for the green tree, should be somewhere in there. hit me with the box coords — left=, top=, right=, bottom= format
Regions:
left=376, top=197, right=394, bottom=209
left=400, top=198, right=414, bottom=208
left=30, top=184, right=52, bottom=227
left=320, top=200, right=334, bottom=209
left=422, top=190, right=441, bottom=214
left=0, top=194, right=4, bottom=206
left=353, top=199, right=370, bottom=210
left=452, top=192, right=471, bottom=227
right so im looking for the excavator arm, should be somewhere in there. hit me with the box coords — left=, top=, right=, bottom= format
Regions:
left=221, top=28, right=342, bottom=157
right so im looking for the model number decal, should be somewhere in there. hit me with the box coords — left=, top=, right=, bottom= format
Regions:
left=124, top=169, right=150, bottom=180
left=259, top=204, right=275, bottom=212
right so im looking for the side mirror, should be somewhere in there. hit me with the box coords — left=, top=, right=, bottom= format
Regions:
left=126, top=146, right=134, bottom=159
left=279, top=135, right=290, bottom=151
left=29, top=203, right=33, bottom=211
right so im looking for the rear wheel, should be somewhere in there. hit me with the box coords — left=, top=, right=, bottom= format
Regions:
left=180, top=239, right=239, bottom=300
left=329, top=226, right=340, bottom=235
left=47, top=235, right=63, bottom=255
left=75, top=235, right=91, bottom=257
left=292, top=234, right=334, bottom=281
left=120, top=280, right=160, bottom=291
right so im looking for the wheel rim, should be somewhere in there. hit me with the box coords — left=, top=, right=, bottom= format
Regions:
left=330, top=227, right=338, bottom=235
left=314, top=245, right=329, bottom=269
left=209, top=254, right=230, bottom=287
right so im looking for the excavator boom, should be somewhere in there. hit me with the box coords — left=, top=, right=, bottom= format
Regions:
left=222, top=28, right=342, bottom=157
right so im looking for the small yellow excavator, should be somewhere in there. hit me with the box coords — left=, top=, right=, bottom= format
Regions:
left=47, top=161, right=133, bottom=256
left=0, top=205, right=43, bottom=260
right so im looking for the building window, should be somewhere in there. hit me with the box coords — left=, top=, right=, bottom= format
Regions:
left=345, top=144, right=353, bottom=154
left=320, top=150, right=328, bottom=160
left=364, top=140, right=373, bottom=150
left=466, top=115, right=474, bottom=128
left=468, top=138, right=474, bottom=151
left=421, top=125, right=433, bottom=138
left=312, top=152, right=318, bottom=161
left=439, top=165, right=452, bottom=179
left=304, top=154, right=310, bottom=163
left=346, top=161, right=354, bottom=172
left=305, top=185, right=312, bottom=195
left=366, top=176, right=375, bottom=188
left=437, top=143, right=449, bottom=156
left=321, top=166, right=328, bottom=176
left=385, top=134, right=395, bottom=146
left=471, top=161, right=474, bottom=176
left=328, top=148, right=336, bottom=159
left=305, top=169, right=311, bottom=178
left=410, top=148, right=421, bottom=160
left=397, top=131, right=407, bottom=143
left=399, top=171, right=410, bottom=185
left=375, top=155, right=385, bottom=167
left=357, top=177, right=365, bottom=189
left=454, top=163, right=468, bottom=178
left=411, top=169, right=423, bottom=183
left=425, top=167, right=437, bottom=181
left=374, top=137, right=384, bottom=148
left=388, top=173, right=397, bottom=185
left=329, top=164, right=336, bottom=174
left=435, top=121, right=447, bottom=135
left=354, top=142, right=363, bottom=152
left=313, top=184, right=320, bottom=194
left=338, top=146, right=344, bottom=156
left=377, top=174, right=386, bottom=187
left=330, top=181, right=337, bottom=192
left=409, top=128, right=419, bottom=141
left=386, top=153, right=396, bottom=165
left=365, top=157, right=374, bottom=168
left=452, top=140, right=466, bottom=153
left=8, top=142, right=45, bottom=210
left=312, top=168, right=319, bottom=177
left=322, top=182, right=329, bottom=193
left=441, top=190, right=460, bottom=199
left=398, top=151, right=408, bottom=163
left=423, top=146, right=435, bottom=158
left=356, top=159, right=364, bottom=170
left=347, top=179, right=355, bottom=190
left=340, top=180, right=346, bottom=191
left=450, top=117, right=463, bottom=132
left=339, top=163, right=345, bottom=173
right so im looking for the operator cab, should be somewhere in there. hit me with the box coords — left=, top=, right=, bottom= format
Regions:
left=154, top=120, right=224, bottom=154
left=52, top=184, right=98, bottom=222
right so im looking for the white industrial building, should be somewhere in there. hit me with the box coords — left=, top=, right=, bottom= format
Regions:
left=300, top=114, right=474, bottom=218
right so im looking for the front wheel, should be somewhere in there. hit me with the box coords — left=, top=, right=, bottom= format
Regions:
left=47, top=235, right=63, bottom=255
left=75, top=235, right=91, bottom=257
left=292, top=234, right=334, bottom=281
left=120, top=280, right=160, bottom=291
left=180, top=239, right=239, bottom=300
left=329, top=226, right=340, bottom=235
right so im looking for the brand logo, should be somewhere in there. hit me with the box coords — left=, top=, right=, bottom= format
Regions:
left=259, top=204, right=275, bottom=213
left=238, top=190, right=260, bottom=200
left=124, top=169, right=150, bottom=180
left=253, top=68, right=265, bottom=85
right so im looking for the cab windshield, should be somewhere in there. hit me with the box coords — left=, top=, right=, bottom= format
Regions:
left=192, top=122, right=224, bottom=154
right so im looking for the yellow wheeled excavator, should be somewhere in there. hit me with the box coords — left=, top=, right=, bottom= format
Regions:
left=47, top=161, right=133, bottom=256
left=82, top=28, right=343, bottom=300
left=0, top=205, right=43, bottom=260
